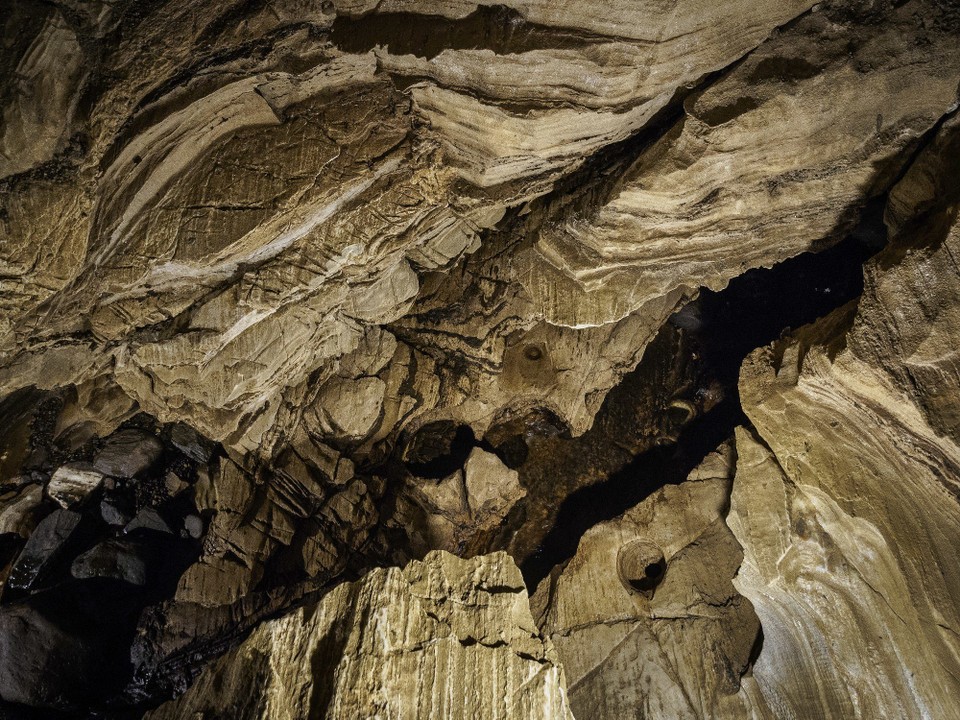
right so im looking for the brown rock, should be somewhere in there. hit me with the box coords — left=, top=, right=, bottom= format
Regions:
left=533, top=444, right=771, bottom=720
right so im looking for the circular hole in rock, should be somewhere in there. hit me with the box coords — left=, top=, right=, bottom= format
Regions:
left=617, top=539, right=666, bottom=593
left=523, top=345, right=543, bottom=362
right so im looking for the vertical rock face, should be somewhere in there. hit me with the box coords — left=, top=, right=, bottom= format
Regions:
left=533, top=445, right=770, bottom=720
left=729, top=115, right=960, bottom=719
left=2, top=0, right=960, bottom=716
left=146, top=550, right=574, bottom=720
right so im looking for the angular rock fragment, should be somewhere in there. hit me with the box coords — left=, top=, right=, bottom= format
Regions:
left=7, top=509, right=83, bottom=591
left=169, top=423, right=215, bottom=463
left=46, top=463, right=104, bottom=508
left=71, top=538, right=149, bottom=586
left=100, top=500, right=131, bottom=526
left=93, top=429, right=164, bottom=478
left=463, top=447, right=525, bottom=527
left=125, top=508, right=173, bottom=536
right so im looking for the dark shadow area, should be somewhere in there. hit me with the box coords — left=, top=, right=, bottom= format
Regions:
left=331, top=5, right=600, bottom=60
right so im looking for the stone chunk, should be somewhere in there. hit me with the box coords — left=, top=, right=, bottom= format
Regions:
left=169, top=423, right=215, bottom=463
left=99, top=500, right=131, bottom=527
left=71, top=539, right=148, bottom=586
left=463, top=447, right=525, bottom=528
left=46, top=463, right=103, bottom=509
left=7, top=509, right=82, bottom=591
left=183, top=514, right=203, bottom=539
left=92, top=429, right=163, bottom=478
left=124, top=507, right=172, bottom=536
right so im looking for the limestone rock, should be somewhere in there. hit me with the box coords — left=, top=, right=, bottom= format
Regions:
left=518, top=0, right=960, bottom=327
left=0, top=9, right=85, bottom=180
left=463, top=448, right=525, bottom=526
left=729, top=115, right=960, bottom=719
left=1, top=0, right=960, bottom=715
left=46, top=463, right=104, bottom=508
left=146, top=551, right=574, bottom=720
left=533, top=444, right=770, bottom=720
left=125, top=508, right=173, bottom=536
left=0, top=0, right=841, bottom=459
left=0, top=483, right=44, bottom=537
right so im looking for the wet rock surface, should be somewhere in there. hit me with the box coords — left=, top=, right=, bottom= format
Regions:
left=1, top=0, right=959, bottom=717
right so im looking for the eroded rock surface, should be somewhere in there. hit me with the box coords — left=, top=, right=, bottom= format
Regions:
left=146, top=551, right=574, bottom=720
left=534, top=444, right=770, bottom=720
left=1, top=0, right=960, bottom=716
left=729, top=114, right=960, bottom=719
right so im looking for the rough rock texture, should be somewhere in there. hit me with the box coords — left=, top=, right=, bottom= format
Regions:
left=8, top=0, right=955, bottom=461
left=533, top=444, right=770, bottom=720
left=146, top=550, right=574, bottom=720
left=2, top=0, right=960, bottom=716
left=729, top=114, right=960, bottom=719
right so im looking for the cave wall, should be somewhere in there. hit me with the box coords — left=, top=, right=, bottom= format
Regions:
left=1, top=0, right=959, bottom=717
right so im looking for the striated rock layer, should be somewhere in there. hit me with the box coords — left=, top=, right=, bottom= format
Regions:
left=2, top=0, right=960, bottom=716
left=145, top=550, right=574, bottom=720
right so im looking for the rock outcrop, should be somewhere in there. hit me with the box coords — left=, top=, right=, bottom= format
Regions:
left=729, top=113, right=960, bottom=719
left=2, top=0, right=960, bottom=716
left=533, top=444, right=770, bottom=720
left=146, top=550, right=574, bottom=720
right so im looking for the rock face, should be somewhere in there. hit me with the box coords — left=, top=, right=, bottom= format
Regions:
left=729, top=114, right=960, bottom=719
left=2, top=0, right=960, bottom=717
left=533, top=445, right=770, bottom=720
left=146, top=551, right=574, bottom=720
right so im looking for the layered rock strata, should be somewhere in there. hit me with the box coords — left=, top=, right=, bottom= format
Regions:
left=1, top=0, right=960, bottom=717
left=729, top=114, right=960, bottom=719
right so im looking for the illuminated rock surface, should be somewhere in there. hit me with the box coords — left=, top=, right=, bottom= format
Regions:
left=1, top=0, right=959, bottom=716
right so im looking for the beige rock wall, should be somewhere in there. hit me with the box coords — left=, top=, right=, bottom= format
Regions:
left=533, top=445, right=771, bottom=720
left=146, top=551, right=574, bottom=720
left=729, top=115, right=960, bottom=720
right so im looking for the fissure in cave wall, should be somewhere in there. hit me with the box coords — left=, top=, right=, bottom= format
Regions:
left=1, top=0, right=960, bottom=718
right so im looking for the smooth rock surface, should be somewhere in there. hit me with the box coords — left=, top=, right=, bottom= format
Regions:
left=92, top=429, right=164, bottom=478
left=6, top=509, right=83, bottom=591
left=729, top=116, right=960, bottom=720
left=533, top=444, right=770, bottom=720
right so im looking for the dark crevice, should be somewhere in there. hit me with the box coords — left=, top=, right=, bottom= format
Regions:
left=521, top=398, right=746, bottom=589
left=520, top=210, right=886, bottom=589
left=331, top=5, right=603, bottom=60
left=401, top=421, right=477, bottom=479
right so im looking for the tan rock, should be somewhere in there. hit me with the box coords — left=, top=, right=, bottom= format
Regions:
left=46, top=464, right=104, bottom=509
left=463, top=447, right=525, bottom=528
left=147, top=551, right=575, bottom=720
left=729, top=115, right=960, bottom=719
left=0, top=484, right=43, bottom=537
left=533, top=444, right=771, bottom=720
left=518, top=1, right=960, bottom=327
